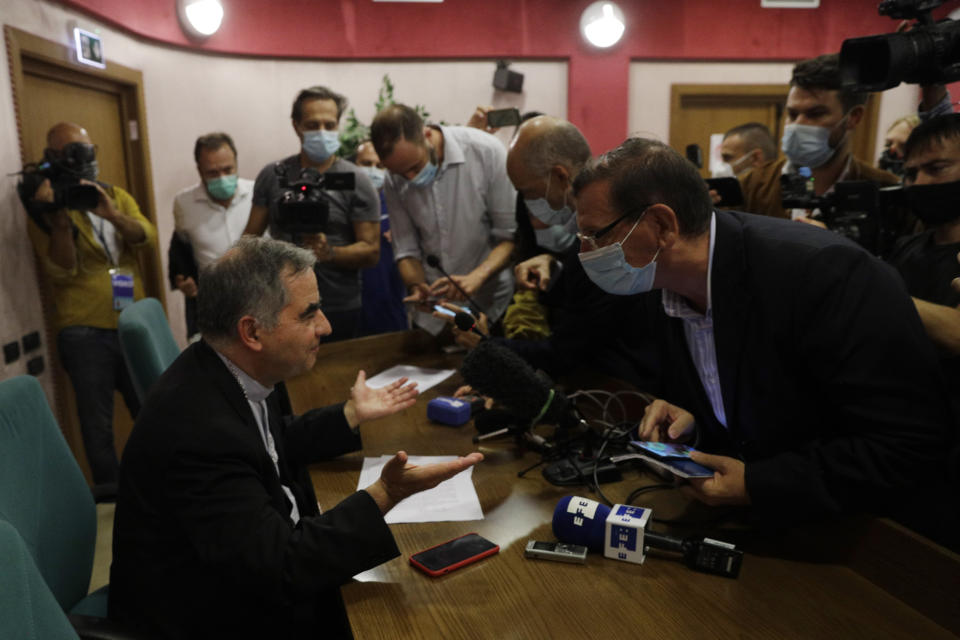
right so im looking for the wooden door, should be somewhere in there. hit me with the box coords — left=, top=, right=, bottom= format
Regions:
left=669, top=84, right=880, bottom=178
left=7, top=26, right=164, bottom=484
left=21, top=68, right=131, bottom=190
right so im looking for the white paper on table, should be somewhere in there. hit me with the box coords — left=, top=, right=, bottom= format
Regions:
left=364, top=364, right=455, bottom=393
left=357, top=455, right=484, bottom=524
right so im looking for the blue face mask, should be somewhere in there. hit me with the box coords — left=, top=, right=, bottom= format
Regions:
left=302, top=130, right=341, bottom=163
left=534, top=222, right=577, bottom=253
left=409, top=145, right=439, bottom=188
left=525, top=173, right=574, bottom=226
left=363, top=166, right=386, bottom=190
left=781, top=116, right=846, bottom=169
left=578, top=216, right=660, bottom=295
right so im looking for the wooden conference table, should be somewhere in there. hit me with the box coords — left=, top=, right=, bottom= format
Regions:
left=286, top=330, right=960, bottom=640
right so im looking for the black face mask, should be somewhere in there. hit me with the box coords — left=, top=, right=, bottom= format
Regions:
left=904, top=178, right=960, bottom=226
left=878, top=148, right=904, bottom=177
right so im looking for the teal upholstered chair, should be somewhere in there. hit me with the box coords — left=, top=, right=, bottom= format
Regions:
left=0, top=519, right=80, bottom=639
left=0, top=375, right=105, bottom=617
left=118, top=297, right=180, bottom=401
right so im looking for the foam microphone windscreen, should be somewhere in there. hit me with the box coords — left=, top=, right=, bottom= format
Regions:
left=426, top=254, right=441, bottom=269
left=552, top=495, right=611, bottom=553
left=454, top=312, right=476, bottom=333
left=460, top=340, right=553, bottom=420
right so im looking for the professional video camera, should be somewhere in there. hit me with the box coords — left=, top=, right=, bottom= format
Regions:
left=16, top=142, right=101, bottom=228
left=273, top=163, right=354, bottom=234
left=781, top=171, right=906, bottom=255
left=840, top=0, right=960, bottom=91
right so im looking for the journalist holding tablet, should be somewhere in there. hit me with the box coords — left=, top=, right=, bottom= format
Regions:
left=572, top=137, right=957, bottom=548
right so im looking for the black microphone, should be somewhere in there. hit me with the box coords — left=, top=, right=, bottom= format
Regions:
left=454, top=312, right=487, bottom=340
left=460, top=340, right=581, bottom=430
left=425, top=254, right=486, bottom=316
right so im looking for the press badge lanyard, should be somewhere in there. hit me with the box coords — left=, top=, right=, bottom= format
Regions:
left=91, top=212, right=135, bottom=311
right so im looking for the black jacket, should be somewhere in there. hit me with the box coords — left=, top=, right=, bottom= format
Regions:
left=110, top=340, right=399, bottom=638
left=648, top=210, right=955, bottom=531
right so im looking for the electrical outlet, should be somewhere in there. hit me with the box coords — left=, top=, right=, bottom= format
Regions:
left=4, top=341, right=20, bottom=364
left=22, top=331, right=41, bottom=353
left=27, top=356, right=44, bottom=376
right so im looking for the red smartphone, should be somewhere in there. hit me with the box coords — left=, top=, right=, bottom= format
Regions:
left=409, top=533, right=499, bottom=577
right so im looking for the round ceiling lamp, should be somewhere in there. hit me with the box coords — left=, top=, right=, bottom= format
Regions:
left=580, top=2, right=626, bottom=49
left=177, top=0, right=224, bottom=39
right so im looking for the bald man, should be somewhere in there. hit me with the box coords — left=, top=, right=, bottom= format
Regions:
left=494, top=116, right=659, bottom=384
left=24, top=122, right=157, bottom=493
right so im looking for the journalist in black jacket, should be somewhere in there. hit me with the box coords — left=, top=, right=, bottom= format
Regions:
left=574, top=138, right=956, bottom=546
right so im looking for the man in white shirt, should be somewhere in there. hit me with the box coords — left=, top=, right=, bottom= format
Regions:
left=370, top=104, right=517, bottom=332
left=169, top=132, right=254, bottom=337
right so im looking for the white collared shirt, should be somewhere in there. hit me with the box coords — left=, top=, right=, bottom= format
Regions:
left=661, top=213, right=727, bottom=428
left=214, top=350, right=300, bottom=525
left=382, top=125, right=517, bottom=328
left=173, top=178, right=254, bottom=270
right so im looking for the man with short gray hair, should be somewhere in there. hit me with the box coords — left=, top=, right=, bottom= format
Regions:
left=110, top=236, right=483, bottom=637
left=574, top=136, right=953, bottom=541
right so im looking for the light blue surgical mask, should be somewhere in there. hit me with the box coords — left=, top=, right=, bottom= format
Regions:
left=579, top=215, right=660, bottom=295
left=525, top=173, right=574, bottom=226
left=781, top=116, right=846, bottom=169
left=302, top=129, right=341, bottom=163
left=363, top=166, right=386, bottom=190
left=534, top=222, right=577, bottom=253
left=205, top=174, right=238, bottom=201
left=407, top=143, right=439, bottom=188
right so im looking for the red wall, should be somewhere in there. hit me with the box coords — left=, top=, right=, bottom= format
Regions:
left=61, top=0, right=953, bottom=152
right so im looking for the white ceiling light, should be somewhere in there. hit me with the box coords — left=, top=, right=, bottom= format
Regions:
left=177, top=0, right=224, bottom=39
left=580, top=2, right=625, bottom=49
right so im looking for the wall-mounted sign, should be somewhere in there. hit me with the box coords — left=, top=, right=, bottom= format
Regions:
left=74, top=28, right=105, bottom=68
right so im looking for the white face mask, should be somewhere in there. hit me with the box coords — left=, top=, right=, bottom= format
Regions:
left=362, top=166, right=386, bottom=190
left=524, top=172, right=574, bottom=227
left=712, top=151, right=754, bottom=178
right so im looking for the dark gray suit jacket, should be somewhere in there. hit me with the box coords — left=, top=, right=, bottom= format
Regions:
left=646, top=210, right=956, bottom=537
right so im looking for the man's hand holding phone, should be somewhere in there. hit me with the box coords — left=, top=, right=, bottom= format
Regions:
left=681, top=452, right=751, bottom=506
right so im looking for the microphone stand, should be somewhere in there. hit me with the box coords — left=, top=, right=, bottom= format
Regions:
left=426, top=254, right=487, bottom=316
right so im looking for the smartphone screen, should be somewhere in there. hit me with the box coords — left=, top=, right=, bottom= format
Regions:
left=486, top=108, right=521, bottom=128
left=642, top=456, right=714, bottom=479
left=434, top=304, right=456, bottom=318
left=410, top=533, right=499, bottom=577
left=631, top=440, right=695, bottom=459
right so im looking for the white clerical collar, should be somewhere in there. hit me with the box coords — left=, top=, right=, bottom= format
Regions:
left=214, top=350, right=274, bottom=403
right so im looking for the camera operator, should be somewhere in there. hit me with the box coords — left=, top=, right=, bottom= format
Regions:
left=244, top=86, right=380, bottom=342
left=740, top=54, right=899, bottom=222
left=22, top=122, right=157, bottom=493
left=889, top=114, right=960, bottom=367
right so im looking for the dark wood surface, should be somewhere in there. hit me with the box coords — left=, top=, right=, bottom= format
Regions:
left=287, top=331, right=960, bottom=640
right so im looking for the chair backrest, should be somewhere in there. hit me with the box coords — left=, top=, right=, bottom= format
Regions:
left=0, top=519, right=80, bottom=639
left=0, top=376, right=96, bottom=612
left=118, top=297, right=180, bottom=401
